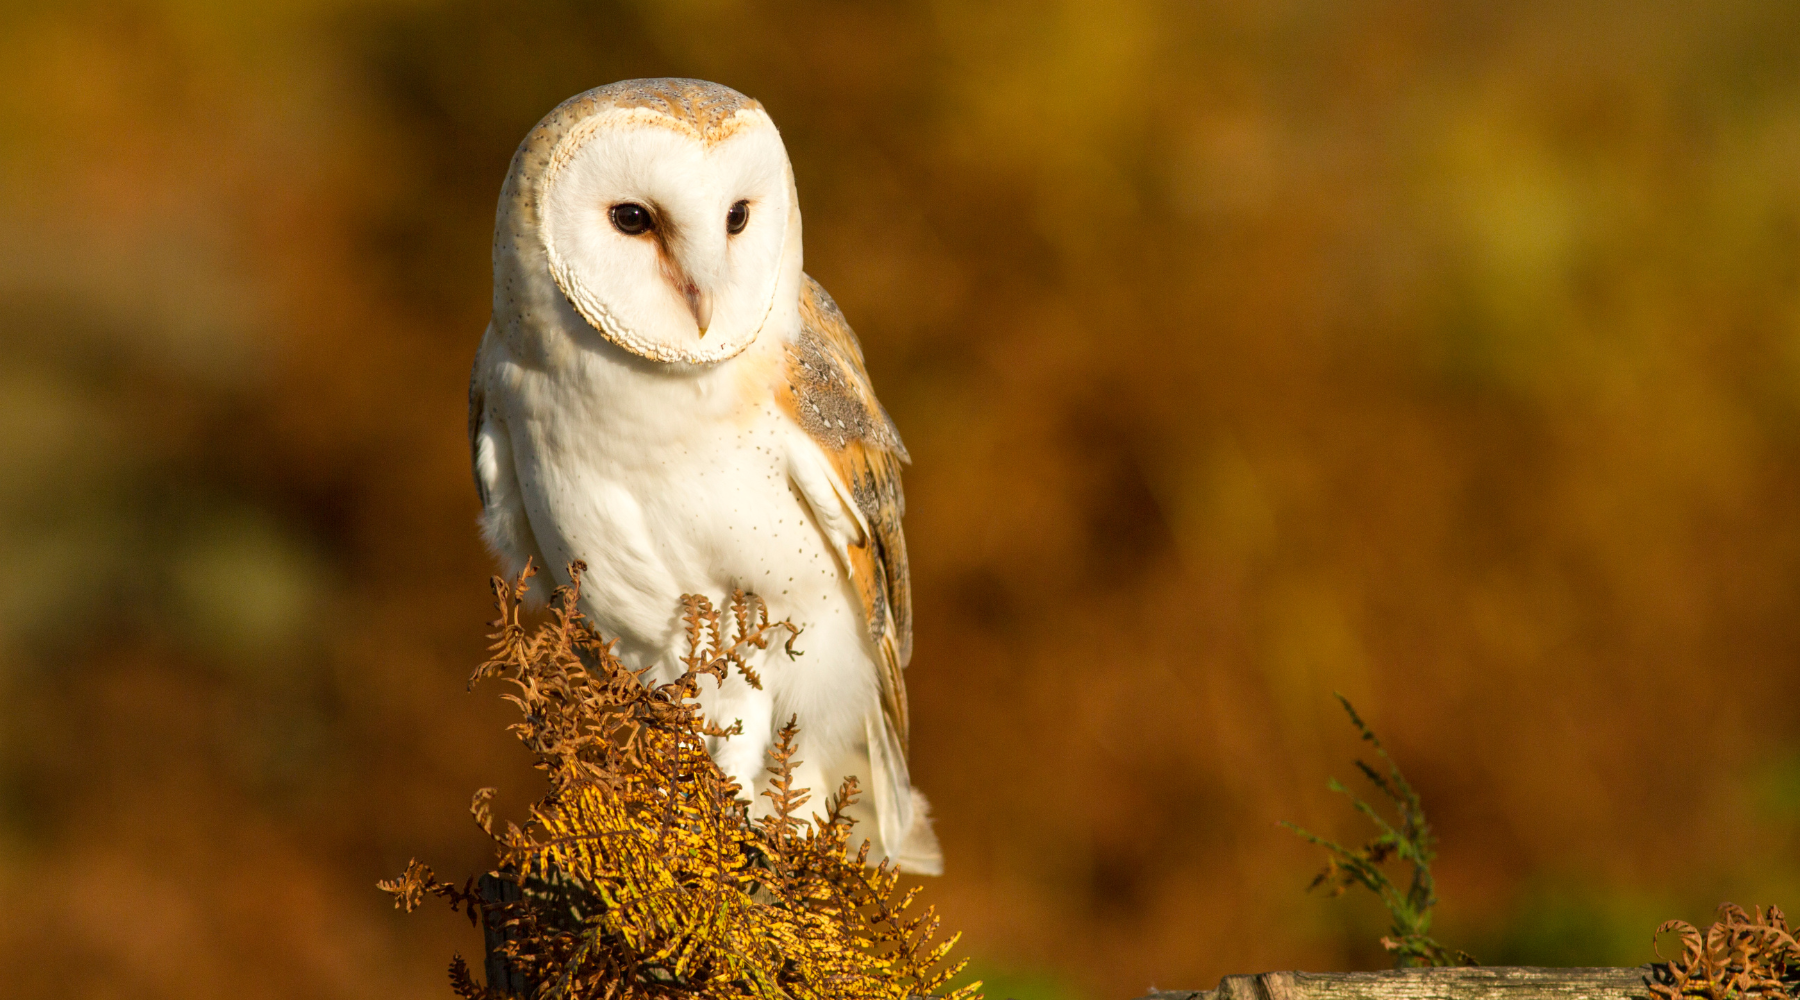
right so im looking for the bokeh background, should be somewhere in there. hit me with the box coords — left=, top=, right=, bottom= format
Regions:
left=5, top=1, right=1800, bottom=996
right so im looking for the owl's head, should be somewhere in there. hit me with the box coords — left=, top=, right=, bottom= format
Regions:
left=496, top=79, right=800, bottom=365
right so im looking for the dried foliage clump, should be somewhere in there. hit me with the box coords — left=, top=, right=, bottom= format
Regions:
left=1281, top=694, right=1476, bottom=969
left=1652, top=904, right=1800, bottom=1000
left=380, top=562, right=976, bottom=1000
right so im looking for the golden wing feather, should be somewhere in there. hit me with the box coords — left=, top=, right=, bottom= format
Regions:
left=781, top=275, right=914, bottom=749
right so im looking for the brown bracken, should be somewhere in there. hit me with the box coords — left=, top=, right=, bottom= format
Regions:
left=1652, top=904, right=1800, bottom=1000
left=378, top=561, right=977, bottom=1000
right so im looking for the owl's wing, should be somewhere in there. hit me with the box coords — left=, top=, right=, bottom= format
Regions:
left=469, top=331, right=495, bottom=506
left=470, top=324, right=548, bottom=593
left=783, top=275, right=928, bottom=867
left=784, top=274, right=914, bottom=737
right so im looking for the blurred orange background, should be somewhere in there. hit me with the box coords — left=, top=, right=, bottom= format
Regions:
left=5, top=1, right=1800, bottom=997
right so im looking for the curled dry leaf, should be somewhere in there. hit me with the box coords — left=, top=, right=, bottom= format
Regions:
left=1651, top=904, right=1799, bottom=1000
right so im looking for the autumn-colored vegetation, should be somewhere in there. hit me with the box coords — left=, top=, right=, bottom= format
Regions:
left=381, top=564, right=973, bottom=1000
left=1653, top=905, right=1800, bottom=1000
left=7, top=3, right=1800, bottom=999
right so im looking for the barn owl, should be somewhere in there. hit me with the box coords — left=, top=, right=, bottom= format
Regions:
left=467, top=79, right=940, bottom=874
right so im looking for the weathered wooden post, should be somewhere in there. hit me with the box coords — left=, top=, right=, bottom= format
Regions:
left=479, top=872, right=529, bottom=997
left=1140, top=966, right=1660, bottom=1000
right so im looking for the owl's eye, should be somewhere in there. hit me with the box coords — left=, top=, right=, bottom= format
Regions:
left=610, top=203, right=654, bottom=235
left=726, top=200, right=749, bottom=235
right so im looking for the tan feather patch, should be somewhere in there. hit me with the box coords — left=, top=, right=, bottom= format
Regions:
left=601, top=78, right=763, bottom=141
left=547, top=78, right=763, bottom=148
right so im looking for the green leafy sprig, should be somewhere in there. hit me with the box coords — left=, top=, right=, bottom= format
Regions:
left=1281, top=693, right=1475, bottom=968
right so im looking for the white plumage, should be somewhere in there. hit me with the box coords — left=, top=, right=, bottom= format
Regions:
left=467, top=79, right=939, bottom=874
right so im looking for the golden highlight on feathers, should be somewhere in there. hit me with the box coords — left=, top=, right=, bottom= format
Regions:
left=598, top=78, right=766, bottom=142
left=379, top=564, right=975, bottom=1000
left=543, top=78, right=765, bottom=154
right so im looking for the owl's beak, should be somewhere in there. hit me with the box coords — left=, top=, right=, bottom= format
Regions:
left=663, top=229, right=719, bottom=337
left=688, top=284, right=713, bottom=337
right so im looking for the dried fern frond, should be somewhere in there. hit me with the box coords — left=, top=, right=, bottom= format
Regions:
left=1652, top=903, right=1800, bottom=1000
left=1281, top=693, right=1475, bottom=969
left=382, top=561, right=978, bottom=1000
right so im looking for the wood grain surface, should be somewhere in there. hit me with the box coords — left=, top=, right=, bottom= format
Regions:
left=1139, top=966, right=1660, bottom=1000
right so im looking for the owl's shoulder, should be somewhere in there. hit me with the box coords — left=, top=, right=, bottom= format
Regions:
left=783, top=275, right=908, bottom=461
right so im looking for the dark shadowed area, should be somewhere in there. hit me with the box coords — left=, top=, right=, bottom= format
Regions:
left=4, top=2, right=1800, bottom=997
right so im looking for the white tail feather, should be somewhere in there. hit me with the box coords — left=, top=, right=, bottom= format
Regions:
left=894, top=788, right=942, bottom=875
